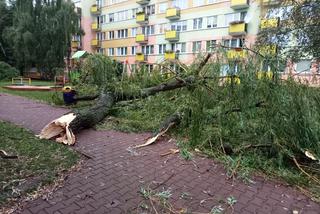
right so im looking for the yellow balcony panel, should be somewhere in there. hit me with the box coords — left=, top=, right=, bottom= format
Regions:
left=229, top=22, right=246, bottom=36
left=71, top=41, right=79, bottom=49
left=227, top=49, right=247, bottom=59
left=231, top=0, right=249, bottom=9
left=91, top=22, right=100, bottom=31
left=136, top=13, right=148, bottom=24
left=259, top=45, right=277, bottom=56
left=136, top=34, right=148, bottom=43
left=136, top=0, right=150, bottom=5
left=257, top=71, right=273, bottom=80
left=164, top=51, right=176, bottom=60
left=165, top=30, right=179, bottom=42
left=225, top=76, right=241, bottom=84
left=90, top=5, right=100, bottom=15
left=260, top=18, right=279, bottom=29
left=166, top=8, right=180, bottom=20
left=262, top=0, right=280, bottom=6
left=91, top=39, right=100, bottom=47
left=136, top=53, right=147, bottom=62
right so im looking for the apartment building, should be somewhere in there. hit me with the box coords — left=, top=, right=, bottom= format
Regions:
left=72, top=0, right=318, bottom=76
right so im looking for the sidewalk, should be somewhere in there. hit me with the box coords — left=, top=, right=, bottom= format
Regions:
left=0, top=93, right=319, bottom=214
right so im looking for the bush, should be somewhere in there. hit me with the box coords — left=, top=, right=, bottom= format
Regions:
left=0, top=61, right=19, bottom=81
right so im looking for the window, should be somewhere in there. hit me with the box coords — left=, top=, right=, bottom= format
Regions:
left=207, top=16, right=217, bottom=28
left=117, top=29, right=128, bottom=38
left=142, top=45, right=154, bottom=55
left=131, top=28, right=137, bottom=37
left=158, top=3, right=167, bottom=13
left=220, top=64, right=239, bottom=76
left=171, top=42, right=186, bottom=53
left=99, top=15, right=106, bottom=24
left=132, top=8, right=138, bottom=18
left=266, top=6, right=293, bottom=20
left=193, top=0, right=204, bottom=7
left=171, top=21, right=187, bottom=31
left=109, top=13, right=114, bottom=22
left=208, top=0, right=218, bottom=3
left=295, top=60, right=311, bottom=73
left=193, top=18, right=203, bottom=30
left=173, top=0, right=188, bottom=9
left=108, top=48, right=115, bottom=56
left=117, top=47, right=127, bottom=56
left=143, top=4, right=155, bottom=15
left=159, top=24, right=167, bottom=34
left=97, top=32, right=106, bottom=41
left=223, top=39, right=243, bottom=48
left=97, top=48, right=105, bottom=54
left=108, top=31, right=115, bottom=40
left=142, top=25, right=155, bottom=35
left=158, top=44, right=166, bottom=54
left=192, top=41, right=202, bottom=52
left=225, top=12, right=247, bottom=25
left=131, top=46, right=137, bottom=55
left=206, top=40, right=216, bottom=52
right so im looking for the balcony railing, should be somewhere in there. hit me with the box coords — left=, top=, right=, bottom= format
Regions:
left=227, top=49, right=247, bottom=59
left=136, top=12, right=148, bottom=24
left=260, top=18, right=279, bottom=29
left=164, top=51, right=176, bottom=60
left=165, top=30, right=179, bottom=42
left=136, top=34, right=148, bottom=43
left=230, top=0, right=249, bottom=9
left=136, top=0, right=150, bottom=5
left=262, top=0, right=280, bottom=6
left=90, top=4, right=100, bottom=15
left=71, top=41, right=79, bottom=49
left=257, top=71, right=273, bottom=80
left=229, top=22, right=246, bottom=36
left=136, top=53, right=147, bottom=62
left=91, top=39, right=100, bottom=47
left=258, top=45, right=277, bottom=56
left=166, top=8, right=180, bottom=20
left=91, top=22, right=100, bottom=31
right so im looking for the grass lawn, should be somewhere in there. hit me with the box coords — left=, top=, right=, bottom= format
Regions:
left=0, top=121, right=80, bottom=205
left=0, top=81, right=60, bottom=104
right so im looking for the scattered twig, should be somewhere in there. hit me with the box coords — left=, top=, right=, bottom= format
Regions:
left=0, top=150, right=18, bottom=159
left=293, top=157, right=320, bottom=185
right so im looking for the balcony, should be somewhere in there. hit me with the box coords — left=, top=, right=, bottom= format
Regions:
left=91, top=39, right=100, bottom=47
left=136, top=34, right=148, bottom=43
left=90, top=5, right=100, bottom=15
left=71, top=41, right=79, bottom=49
left=230, top=0, right=249, bottom=9
left=257, top=71, right=273, bottom=80
left=227, top=49, right=247, bottom=60
left=164, top=51, right=176, bottom=60
left=136, top=53, right=147, bottom=62
left=259, top=45, right=277, bottom=56
left=166, top=8, right=180, bottom=20
left=262, top=0, right=280, bottom=6
left=260, top=18, right=279, bottom=29
left=91, top=22, right=100, bottom=31
left=225, top=76, right=241, bottom=84
left=136, top=0, right=150, bottom=4
left=165, top=30, right=179, bottom=42
left=229, top=22, right=246, bottom=36
left=136, top=12, right=148, bottom=24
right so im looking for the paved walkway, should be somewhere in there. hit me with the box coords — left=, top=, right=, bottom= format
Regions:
left=0, top=93, right=319, bottom=214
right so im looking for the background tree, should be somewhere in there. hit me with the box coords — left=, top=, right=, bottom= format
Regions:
left=2, top=0, right=82, bottom=78
left=257, top=0, right=320, bottom=60
left=0, top=0, right=14, bottom=65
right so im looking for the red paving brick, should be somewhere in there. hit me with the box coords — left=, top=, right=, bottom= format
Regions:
left=1, top=93, right=319, bottom=214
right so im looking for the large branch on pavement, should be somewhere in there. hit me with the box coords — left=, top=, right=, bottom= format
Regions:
left=38, top=54, right=211, bottom=145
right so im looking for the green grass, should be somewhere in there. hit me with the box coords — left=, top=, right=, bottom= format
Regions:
left=0, top=121, right=80, bottom=204
left=0, top=81, right=60, bottom=104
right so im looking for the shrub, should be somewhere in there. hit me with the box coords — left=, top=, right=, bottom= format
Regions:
left=0, top=61, right=19, bottom=81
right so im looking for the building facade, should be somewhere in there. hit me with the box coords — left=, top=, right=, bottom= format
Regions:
left=72, top=0, right=318, bottom=78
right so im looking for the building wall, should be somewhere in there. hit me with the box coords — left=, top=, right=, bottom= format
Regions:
left=74, top=0, right=270, bottom=71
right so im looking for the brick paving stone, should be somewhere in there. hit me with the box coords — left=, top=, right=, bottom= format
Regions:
left=1, top=93, right=320, bottom=214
